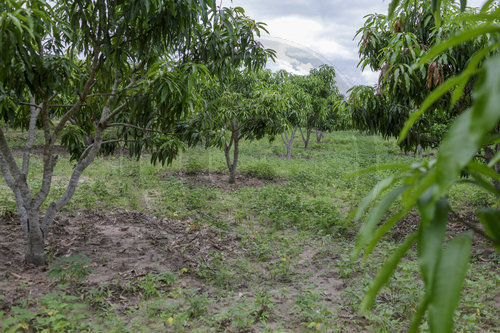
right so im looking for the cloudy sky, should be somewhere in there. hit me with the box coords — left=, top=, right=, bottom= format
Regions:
left=221, top=0, right=484, bottom=89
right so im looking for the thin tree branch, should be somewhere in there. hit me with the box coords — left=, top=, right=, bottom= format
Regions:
left=0, top=153, right=29, bottom=236
left=77, top=138, right=135, bottom=162
left=101, top=102, right=128, bottom=123
left=22, top=96, right=41, bottom=177
left=106, top=123, right=166, bottom=134
left=33, top=97, right=57, bottom=209
left=0, top=128, right=31, bottom=203
left=450, top=209, right=497, bottom=245
left=281, top=133, right=288, bottom=146
left=18, top=102, right=84, bottom=109
left=52, top=48, right=101, bottom=141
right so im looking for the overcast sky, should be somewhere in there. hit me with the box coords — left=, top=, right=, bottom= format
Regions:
left=221, top=0, right=484, bottom=87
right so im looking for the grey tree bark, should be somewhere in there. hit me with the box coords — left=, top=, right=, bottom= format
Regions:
left=281, top=125, right=297, bottom=159
left=0, top=57, right=130, bottom=265
left=224, top=120, right=240, bottom=184
left=299, top=127, right=312, bottom=149
left=315, top=130, right=325, bottom=143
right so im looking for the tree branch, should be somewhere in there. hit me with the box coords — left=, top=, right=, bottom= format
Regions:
left=0, top=153, right=29, bottom=236
left=281, top=133, right=288, bottom=146
left=0, top=128, right=31, bottom=203
left=51, top=48, right=101, bottom=141
left=33, top=97, right=58, bottom=209
left=450, top=209, right=497, bottom=245
left=106, top=123, right=166, bottom=134
left=101, top=102, right=128, bottom=123
left=18, top=102, right=84, bottom=109
left=22, top=96, right=41, bottom=177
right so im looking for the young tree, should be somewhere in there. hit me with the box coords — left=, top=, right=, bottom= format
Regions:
left=0, top=0, right=273, bottom=265
left=295, top=65, right=341, bottom=148
left=198, top=69, right=288, bottom=183
left=273, top=71, right=310, bottom=159
left=350, top=0, right=489, bottom=153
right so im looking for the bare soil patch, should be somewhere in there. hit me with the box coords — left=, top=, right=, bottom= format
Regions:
left=169, top=170, right=284, bottom=191
left=0, top=209, right=240, bottom=311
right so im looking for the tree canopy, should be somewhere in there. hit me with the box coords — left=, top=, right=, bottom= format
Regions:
left=349, top=0, right=491, bottom=152
left=0, top=0, right=274, bottom=264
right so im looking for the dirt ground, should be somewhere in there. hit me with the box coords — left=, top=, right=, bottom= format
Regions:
left=0, top=206, right=497, bottom=331
left=0, top=210, right=241, bottom=310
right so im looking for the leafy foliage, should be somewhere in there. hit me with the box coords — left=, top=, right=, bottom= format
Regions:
left=349, top=0, right=492, bottom=152
left=0, top=0, right=275, bottom=264
left=352, top=1, right=500, bottom=332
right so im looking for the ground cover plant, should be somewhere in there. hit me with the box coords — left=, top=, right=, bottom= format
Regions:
left=0, top=130, right=498, bottom=332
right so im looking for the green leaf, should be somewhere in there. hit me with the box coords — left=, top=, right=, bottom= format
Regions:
left=429, top=232, right=472, bottom=333
left=470, top=53, right=500, bottom=136
left=363, top=169, right=438, bottom=257
left=399, top=74, right=464, bottom=143
left=348, top=175, right=396, bottom=224
left=346, top=163, right=410, bottom=178
left=467, top=160, right=500, bottom=183
left=477, top=209, right=500, bottom=251
left=407, top=296, right=430, bottom=333
left=437, top=53, right=500, bottom=192
left=460, top=0, right=467, bottom=11
left=418, top=25, right=500, bottom=66
left=487, top=151, right=500, bottom=168
left=451, top=44, right=496, bottom=105
left=417, top=198, right=448, bottom=291
left=354, top=185, right=410, bottom=258
left=431, top=0, right=441, bottom=13
left=360, top=231, right=418, bottom=312
left=388, top=0, right=401, bottom=19
left=404, top=73, right=410, bottom=93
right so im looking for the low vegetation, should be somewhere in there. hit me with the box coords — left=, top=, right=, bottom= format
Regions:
left=1, top=130, right=498, bottom=332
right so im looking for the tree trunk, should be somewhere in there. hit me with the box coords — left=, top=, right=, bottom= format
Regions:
left=282, top=126, right=297, bottom=159
left=224, top=124, right=240, bottom=184
left=304, top=128, right=312, bottom=149
left=25, top=211, right=46, bottom=265
left=315, top=130, right=324, bottom=143
left=417, top=144, right=423, bottom=158
left=299, top=127, right=312, bottom=149
left=486, top=143, right=500, bottom=192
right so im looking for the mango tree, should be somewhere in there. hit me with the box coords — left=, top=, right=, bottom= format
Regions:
left=350, top=0, right=489, bottom=153
left=294, top=65, right=341, bottom=148
left=196, top=70, right=288, bottom=183
left=352, top=1, right=500, bottom=332
left=0, top=0, right=273, bottom=265
left=272, top=71, right=310, bottom=159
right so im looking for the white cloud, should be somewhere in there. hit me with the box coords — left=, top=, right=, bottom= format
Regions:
left=221, top=0, right=489, bottom=87
left=263, top=16, right=355, bottom=60
left=361, top=70, right=380, bottom=86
